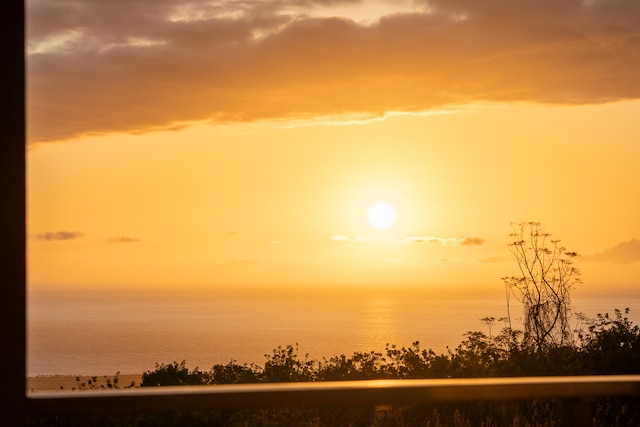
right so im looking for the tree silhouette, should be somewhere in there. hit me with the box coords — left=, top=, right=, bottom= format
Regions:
left=502, top=222, right=581, bottom=350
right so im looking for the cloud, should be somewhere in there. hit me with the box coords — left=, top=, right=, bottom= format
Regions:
left=406, top=236, right=484, bottom=247
left=405, top=236, right=442, bottom=244
left=330, top=234, right=350, bottom=241
left=331, top=234, right=484, bottom=247
left=27, top=0, right=640, bottom=143
left=584, top=238, right=640, bottom=264
left=34, top=231, right=84, bottom=241
left=108, top=236, right=140, bottom=243
left=460, top=237, right=485, bottom=247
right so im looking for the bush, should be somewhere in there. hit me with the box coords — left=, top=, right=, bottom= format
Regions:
left=141, top=360, right=209, bottom=386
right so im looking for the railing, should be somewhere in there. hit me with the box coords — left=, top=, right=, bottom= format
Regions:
left=27, top=375, right=640, bottom=426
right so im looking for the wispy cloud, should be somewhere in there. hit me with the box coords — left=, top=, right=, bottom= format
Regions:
left=27, top=0, right=640, bottom=143
left=107, top=236, right=140, bottom=243
left=438, top=257, right=460, bottom=263
left=330, top=234, right=350, bottom=241
left=273, top=109, right=459, bottom=129
left=406, top=236, right=485, bottom=247
left=583, top=238, right=640, bottom=264
left=460, top=237, right=485, bottom=247
left=331, top=234, right=485, bottom=247
left=34, top=231, right=84, bottom=241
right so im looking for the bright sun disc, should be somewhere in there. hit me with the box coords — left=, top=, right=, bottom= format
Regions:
left=367, top=202, right=397, bottom=230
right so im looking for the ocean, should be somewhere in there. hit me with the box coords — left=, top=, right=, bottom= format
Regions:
left=27, top=286, right=640, bottom=376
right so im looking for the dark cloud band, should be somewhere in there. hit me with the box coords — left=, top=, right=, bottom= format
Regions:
left=34, top=231, right=84, bottom=241
left=27, top=0, right=640, bottom=143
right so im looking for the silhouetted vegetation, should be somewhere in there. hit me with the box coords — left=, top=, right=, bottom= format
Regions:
left=74, top=371, right=136, bottom=391
left=28, top=224, right=640, bottom=425
left=29, top=308, right=640, bottom=426
left=503, top=222, right=582, bottom=351
left=126, top=308, right=638, bottom=426
left=135, top=308, right=639, bottom=388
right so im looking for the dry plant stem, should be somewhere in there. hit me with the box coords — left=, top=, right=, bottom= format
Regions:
left=502, top=222, right=582, bottom=350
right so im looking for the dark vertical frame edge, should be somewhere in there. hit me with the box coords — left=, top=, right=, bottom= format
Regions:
left=0, top=0, right=26, bottom=424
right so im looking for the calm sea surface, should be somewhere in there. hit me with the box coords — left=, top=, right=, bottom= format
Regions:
left=27, top=286, right=640, bottom=376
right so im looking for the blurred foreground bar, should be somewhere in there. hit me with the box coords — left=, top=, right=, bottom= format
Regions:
left=28, top=375, right=640, bottom=415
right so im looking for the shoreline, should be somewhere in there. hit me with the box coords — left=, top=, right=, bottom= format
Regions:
left=27, top=374, right=142, bottom=392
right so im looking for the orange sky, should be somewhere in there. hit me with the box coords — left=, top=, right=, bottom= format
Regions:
left=27, top=0, right=640, bottom=297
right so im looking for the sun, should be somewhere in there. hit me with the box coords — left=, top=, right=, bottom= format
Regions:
left=367, top=202, right=397, bottom=230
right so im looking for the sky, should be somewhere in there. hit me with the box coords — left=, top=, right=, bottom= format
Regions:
left=26, top=0, right=640, bottom=299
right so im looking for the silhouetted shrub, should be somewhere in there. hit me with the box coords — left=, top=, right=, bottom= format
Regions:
left=141, top=360, right=209, bottom=386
